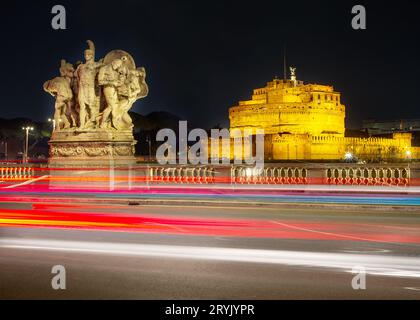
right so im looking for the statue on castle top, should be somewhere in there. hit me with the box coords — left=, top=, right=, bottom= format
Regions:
left=290, top=67, right=297, bottom=86
left=290, top=67, right=296, bottom=78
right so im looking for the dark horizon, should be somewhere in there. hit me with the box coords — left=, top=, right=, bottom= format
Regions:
left=1, top=0, right=419, bottom=129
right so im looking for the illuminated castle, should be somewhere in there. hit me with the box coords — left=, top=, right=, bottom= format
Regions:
left=228, top=68, right=419, bottom=161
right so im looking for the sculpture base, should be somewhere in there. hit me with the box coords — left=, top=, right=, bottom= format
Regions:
left=48, top=129, right=137, bottom=167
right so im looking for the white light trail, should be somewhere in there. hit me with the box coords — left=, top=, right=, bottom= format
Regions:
left=2, top=238, right=420, bottom=279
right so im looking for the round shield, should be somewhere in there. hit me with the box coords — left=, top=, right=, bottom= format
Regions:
left=103, top=50, right=136, bottom=70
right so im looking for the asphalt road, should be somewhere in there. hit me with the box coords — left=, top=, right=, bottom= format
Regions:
left=1, top=200, right=420, bottom=299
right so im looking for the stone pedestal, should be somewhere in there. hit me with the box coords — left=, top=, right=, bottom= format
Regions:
left=48, top=129, right=137, bottom=167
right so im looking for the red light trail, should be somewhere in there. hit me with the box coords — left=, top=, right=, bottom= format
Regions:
left=1, top=203, right=420, bottom=244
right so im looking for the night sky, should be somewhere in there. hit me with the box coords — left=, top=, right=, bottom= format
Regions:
left=1, top=0, right=419, bottom=129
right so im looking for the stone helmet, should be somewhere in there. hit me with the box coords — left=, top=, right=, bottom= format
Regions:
left=84, top=40, right=95, bottom=59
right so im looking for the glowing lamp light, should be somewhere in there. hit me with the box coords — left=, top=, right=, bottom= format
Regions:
left=245, top=167, right=262, bottom=178
left=344, top=152, right=353, bottom=161
left=246, top=168, right=253, bottom=177
left=406, top=150, right=412, bottom=157
left=48, top=118, right=62, bottom=123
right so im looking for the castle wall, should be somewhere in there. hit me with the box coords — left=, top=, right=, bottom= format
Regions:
left=228, top=77, right=418, bottom=162
left=271, top=133, right=414, bottom=161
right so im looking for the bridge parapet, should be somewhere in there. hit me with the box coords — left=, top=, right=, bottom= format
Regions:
left=0, top=166, right=35, bottom=181
left=146, top=164, right=412, bottom=186
left=231, top=166, right=308, bottom=184
left=148, top=166, right=218, bottom=184
left=325, top=166, right=410, bottom=186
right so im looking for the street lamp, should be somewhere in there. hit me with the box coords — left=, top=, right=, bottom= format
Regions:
left=146, top=136, right=152, bottom=162
left=48, top=118, right=62, bottom=131
left=22, top=126, right=33, bottom=163
left=0, top=140, right=7, bottom=161
left=344, top=152, right=353, bottom=162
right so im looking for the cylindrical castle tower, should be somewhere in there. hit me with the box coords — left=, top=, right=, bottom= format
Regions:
left=229, top=74, right=345, bottom=138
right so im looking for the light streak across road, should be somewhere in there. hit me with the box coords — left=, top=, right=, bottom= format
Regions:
left=2, top=238, right=420, bottom=279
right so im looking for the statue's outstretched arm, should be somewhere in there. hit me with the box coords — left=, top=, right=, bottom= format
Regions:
left=43, top=81, right=55, bottom=96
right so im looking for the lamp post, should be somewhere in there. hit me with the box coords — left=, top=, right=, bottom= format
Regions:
left=22, top=126, right=33, bottom=163
left=48, top=118, right=61, bottom=131
left=0, top=141, right=6, bottom=161
left=146, top=136, right=152, bottom=162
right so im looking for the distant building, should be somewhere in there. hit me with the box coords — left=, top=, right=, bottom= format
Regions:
left=363, top=119, right=420, bottom=135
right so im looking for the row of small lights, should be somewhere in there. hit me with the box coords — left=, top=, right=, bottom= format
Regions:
left=22, top=119, right=60, bottom=132
left=22, top=126, right=33, bottom=132
left=345, top=150, right=412, bottom=160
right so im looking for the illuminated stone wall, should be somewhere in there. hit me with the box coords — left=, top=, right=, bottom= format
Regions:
left=270, top=133, right=413, bottom=161
left=269, top=130, right=414, bottom=161
left=228, top=77, right=417, bottom=161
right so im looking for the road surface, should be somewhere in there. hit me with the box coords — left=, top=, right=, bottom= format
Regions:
left=1, top=196, right=420, bottom=299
